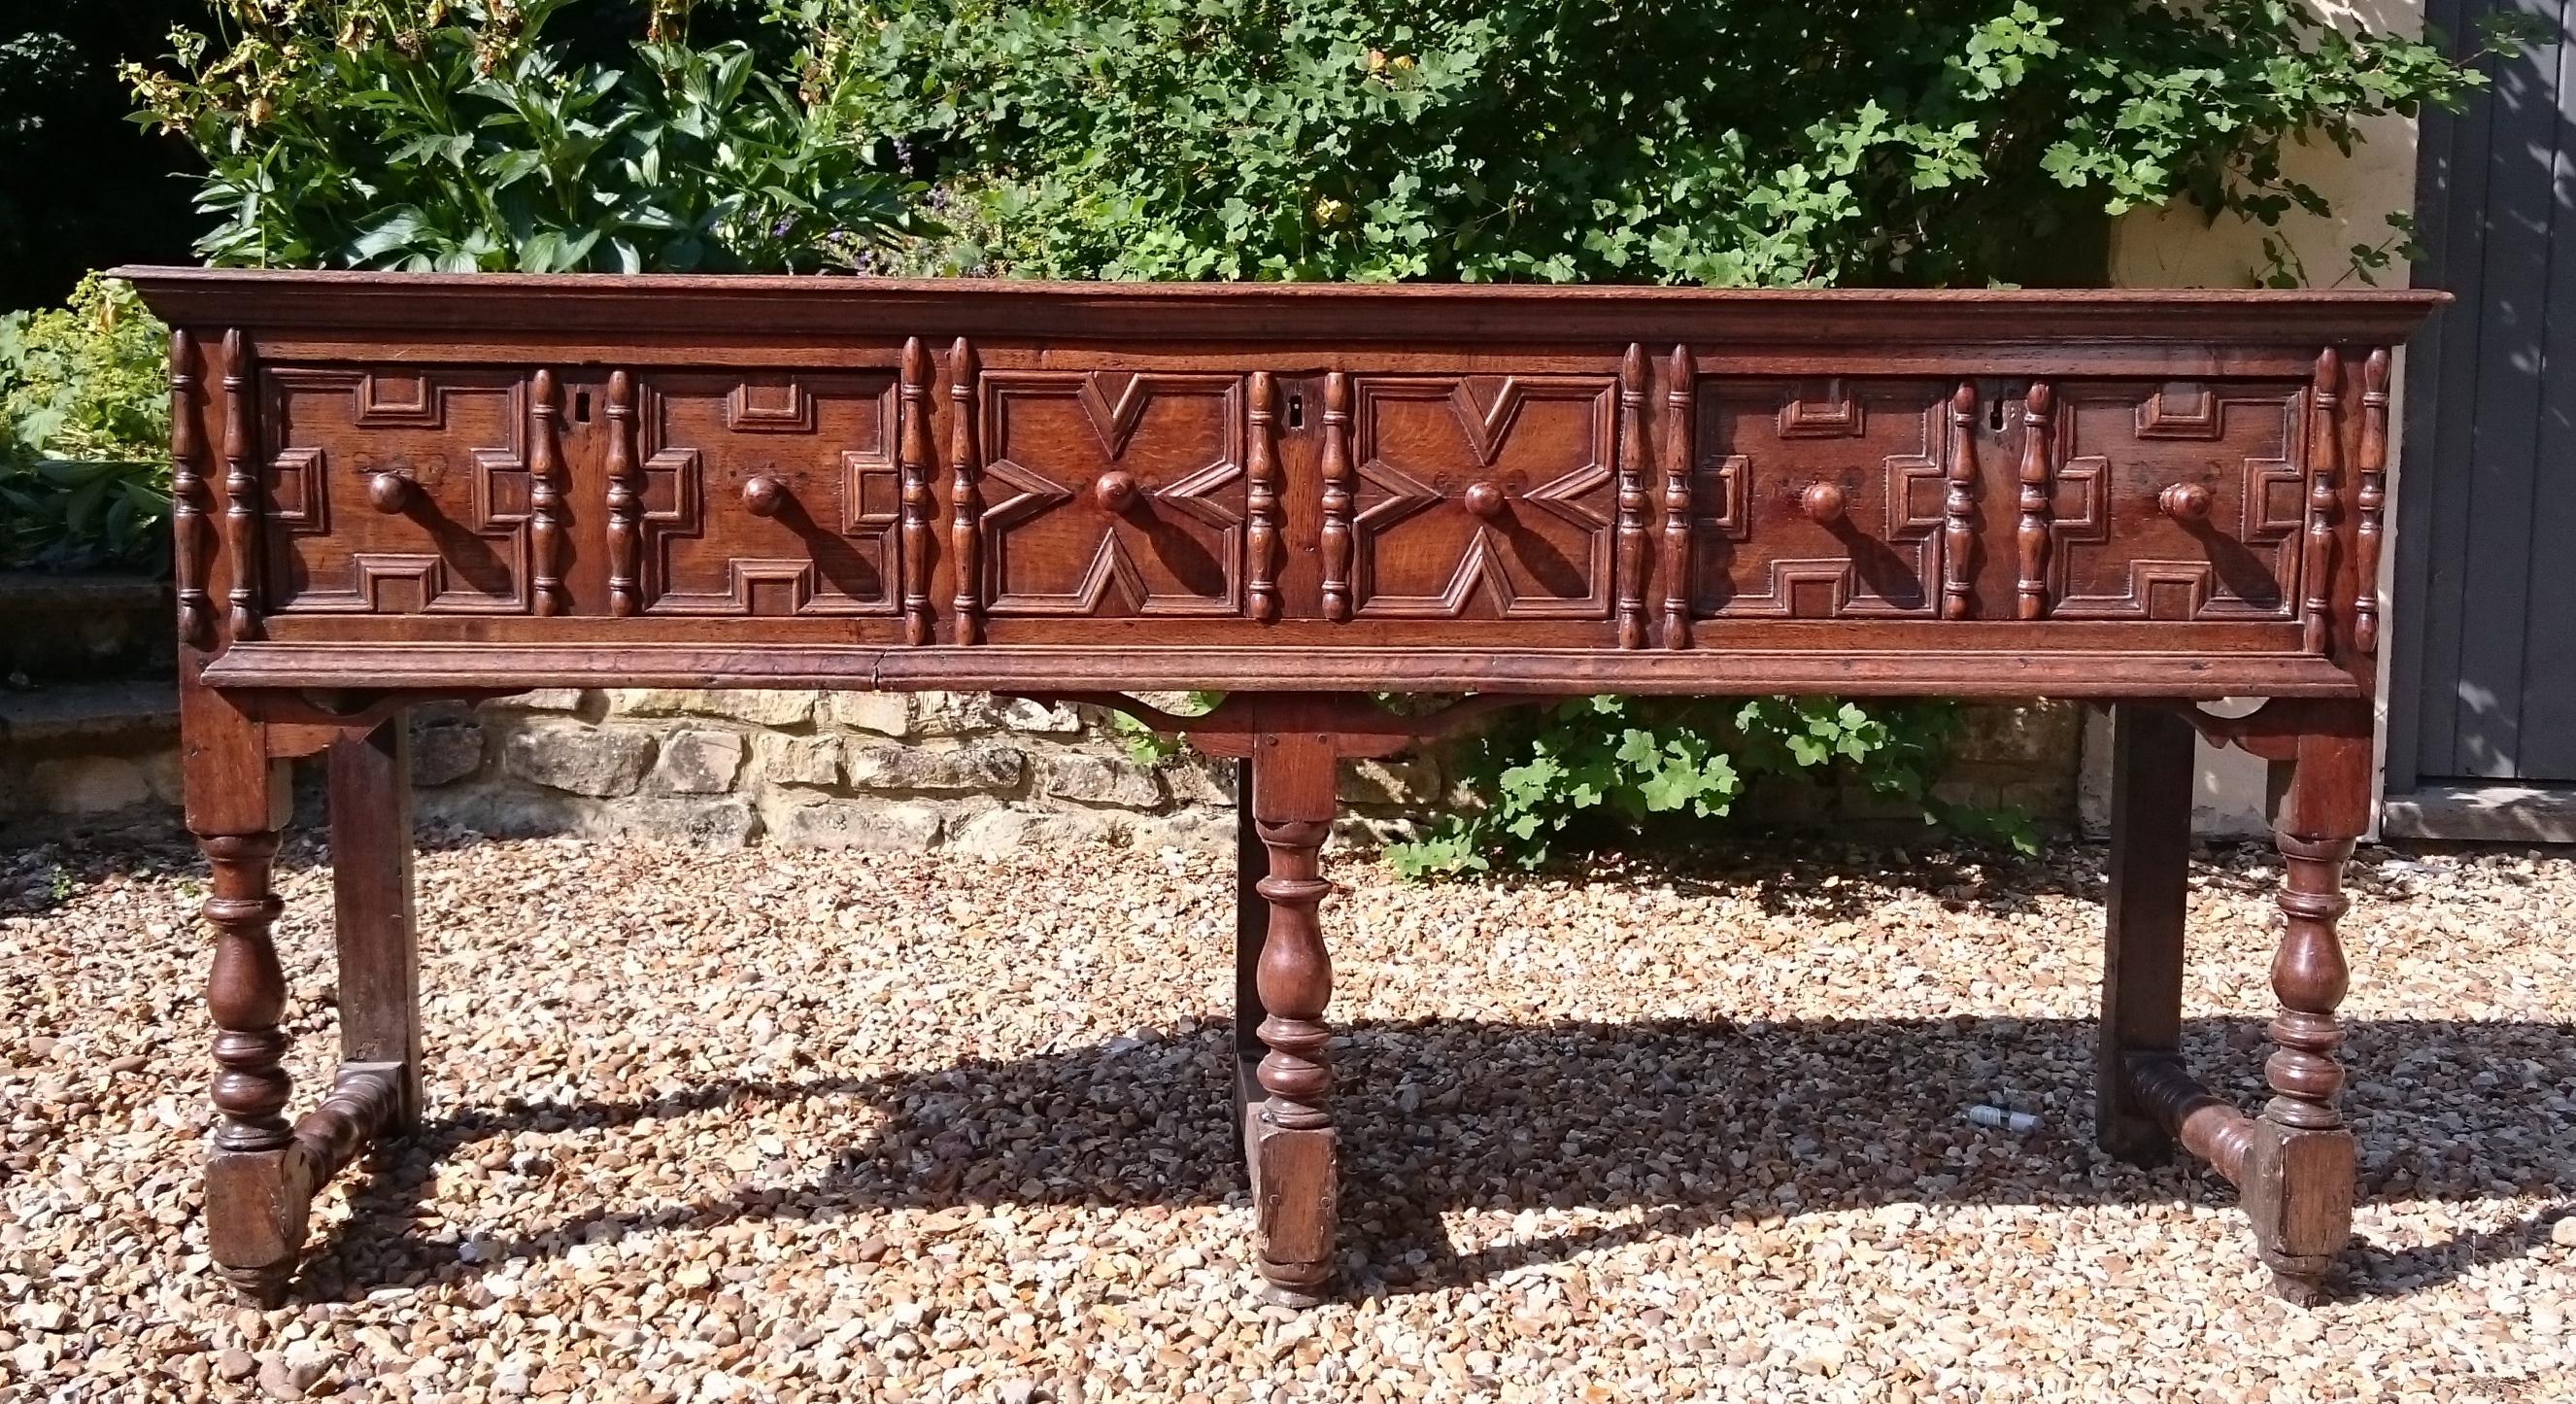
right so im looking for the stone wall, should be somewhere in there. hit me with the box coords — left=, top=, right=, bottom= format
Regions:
left=397, top=691, right=2082, bottom=854
left=0, top=571, right=2090, bottom=850
left=406, top=689, right=1454, bottom=855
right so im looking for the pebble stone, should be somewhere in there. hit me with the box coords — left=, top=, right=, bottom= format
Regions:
left=2, top=831, right=2570, bottom=1402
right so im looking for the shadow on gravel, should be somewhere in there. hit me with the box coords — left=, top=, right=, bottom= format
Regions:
left=293, top=1011, right=2576, bottom=1307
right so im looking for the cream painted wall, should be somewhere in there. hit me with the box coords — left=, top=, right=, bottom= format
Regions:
left=2085, top=0, right=2428, bottom=837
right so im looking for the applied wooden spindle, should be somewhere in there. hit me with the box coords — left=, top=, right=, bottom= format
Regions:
left=220, top=329, right=262, bottom=641
left=528, top=368, right=567, bottom=616
left=1319, top=372, right=1354, bottom=623
left=2302, top=349, right=2342, bottom=654
left=898, top=337, right=936, bottom=644
left=1615, top=344, right=1650, bottom=649
left=2015, top=381, right=2054, bottom=621
left=1247, top=371, right=1282, bottom=624
left=604, top=369, right=642, bottom=617
left=950, top=337, right=984, bottom=644
left=1661, top=344, right=1694, bottom=649
left=169, top=328, right=215, bottom=652
left=1942, top=380, right=1980, bottom=620
left=2354, top=347, right=2390, bottom=656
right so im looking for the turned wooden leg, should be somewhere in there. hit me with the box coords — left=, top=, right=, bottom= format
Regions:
left=1233, top=756, right=1269, bottom=1182
left=2244, top=718, right=2369, bottom=1304
left=1248, top=732, right=1338, bottom=1306
left=328, top=717, right=422, bottom=1134
left=2097, top=703, right=2195, bottom=1164
left=198, top=811, right=307, bottom=1305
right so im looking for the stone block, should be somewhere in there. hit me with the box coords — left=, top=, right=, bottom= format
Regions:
left=409, top=715, right=487, bottom=788
left=912, top=692, right=1000, bottom=736
left=706, top=690, right=820, bottom=727
left=413, top=783, right=583, bottom=839
left=485, top=689, right=588, bottom=713
left=1331, top=814, right=1419, bottom=849
left=843, top=742, right=1025, bottom=794
left=765, top=799, right=943, bottom=850
left=30, top=755, right=152, bottom=815
left=995, top=697, right=1084, bottom=734
left=1123, top=806, right=1235, bottom=853
left=649, top=730, right=746, bottom=794
left=1339, top=753, right=1441, bottom=808
left=1043, top=752, right=1165, bottom=809
left=947, top=805, right=1115, bottom=857
left=823, top=692, right=912, bottom=737
left=610, top=798, right=760, bottom=848
left=757, top=733, right=842, bottom=787
left=1158, top=754, right=1238, bottom=806
left=503, top=725, right=654, bottom=798
left=140, top=747, right=183, bottom=805
left=1950, top=702, right=2083, bottom=769
left=607, top=688, right=818, bottom=727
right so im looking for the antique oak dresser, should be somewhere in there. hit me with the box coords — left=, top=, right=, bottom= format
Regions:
left=119, top=266, right=2443, bottom=1307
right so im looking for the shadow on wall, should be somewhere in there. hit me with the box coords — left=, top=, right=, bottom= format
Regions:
left=292, top=1012, right=2574, bottom=1305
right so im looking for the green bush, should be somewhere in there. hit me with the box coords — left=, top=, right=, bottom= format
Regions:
left=0, top=275, right=171, bottom=571
left=119, top=0, right=2511, bottom=868
left=127, top=0, right=922, bottom=272
left=1386, top=697, right=2036, bottom=877
left=796, top=0, right=2502, bottom=287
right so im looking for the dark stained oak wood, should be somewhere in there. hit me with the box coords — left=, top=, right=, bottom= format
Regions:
left=118, top=267, right=2445, bottom=1310
left=327, top=719, right=423, bottom=1131
left=2097, top=703, right=2198, bottom=1166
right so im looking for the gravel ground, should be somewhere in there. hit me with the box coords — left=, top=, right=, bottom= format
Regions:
left=2, top=830, right=2571, bottom=1404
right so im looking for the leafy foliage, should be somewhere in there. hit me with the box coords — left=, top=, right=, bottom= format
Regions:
left=1, top=1, right=213, bottom=311
left=1383, top=697, right=2036, bottom=878
left=128, top=0, right=922, bottom=272
left=790, top=0, right=2508, bottom=288
left=0, top=276, right=173, bottom=571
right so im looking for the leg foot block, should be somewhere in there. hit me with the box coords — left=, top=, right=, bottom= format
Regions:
left=206, top=1147, right=313, bottom=1304
left=1253, top=1120, right=1338, bottom=1306
left=2241, top=1118, right=2353, bottom=1298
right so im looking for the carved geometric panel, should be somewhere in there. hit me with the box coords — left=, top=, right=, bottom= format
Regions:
left=259, top=367, right=531, bottom=614
left=978, top=371, right=1244, bottom=616
left=1347, top=375, right=1617, bottom=620
left=633, top=372, right=900, bottom=617
left=2048, top=381, right=2304, bottom=621
left=1689, top=379, right=1949, bottom=619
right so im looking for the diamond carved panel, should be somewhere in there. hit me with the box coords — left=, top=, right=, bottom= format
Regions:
left=1346, top=375, right=1617, bottom=620
left=977, top=371, right=1245, bottom=616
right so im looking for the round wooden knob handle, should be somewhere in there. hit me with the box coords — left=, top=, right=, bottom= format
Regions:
left=742, top=474, right=787, bottom=518
left=1093, top=470, right=1141, bottom=514
left=1462, top=480, right=1507, bottom=520
left=2159, top=481, right=2214, bottom=525
left=366, top=471, right=416, bottom=513
left=1801, top=481, right=1847, bottom=525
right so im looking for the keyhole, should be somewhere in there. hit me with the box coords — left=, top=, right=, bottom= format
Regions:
left=1988, top=395, right=2006, bottom=432
left=574, top=391, right=593, bottom=424
left=1286, top=394, right=1305, bottom=429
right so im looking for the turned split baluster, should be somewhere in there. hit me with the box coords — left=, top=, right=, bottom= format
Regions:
left=1246, top=732, right=1340, bottom=1306
left=2244, top=716, right=2368, bottom=1303
left=204, top=831, right=291, bottom=1157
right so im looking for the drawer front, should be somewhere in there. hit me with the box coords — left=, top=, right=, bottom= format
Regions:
left=239, top=355, right=2322, bottom=644
left=261, top=367, right=538, bottom=616
left=1685, top=376, right=2311, bottom=626
left=2046, top=380, right=2306, bottom=621
left=1691, top=378, right=1950, bottom=618
left=1345, top=374, right=1619, bottom=620
left=627, top=370, right=903, bottom=617
left=977, top=370, right=1245, bottom=617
